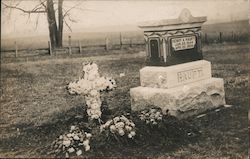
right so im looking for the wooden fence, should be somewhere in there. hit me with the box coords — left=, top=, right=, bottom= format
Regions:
left=1, top=31, right=249, bottom=58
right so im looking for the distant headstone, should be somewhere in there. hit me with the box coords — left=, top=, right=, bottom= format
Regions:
left=130, top=9, right=226, bottom=119
left=139, top=8, right=207, bottom=66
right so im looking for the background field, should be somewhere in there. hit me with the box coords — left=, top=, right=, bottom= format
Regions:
left=1, top=20, right=249, bottom=51
left=0, top=42, right=249, bottom=158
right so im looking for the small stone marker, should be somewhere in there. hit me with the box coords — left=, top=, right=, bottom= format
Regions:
left=130, top=9, right=226, bottom=119
left=139, top=8, right=206, bottom=66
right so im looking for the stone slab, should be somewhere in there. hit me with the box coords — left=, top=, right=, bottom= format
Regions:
left=130, top=78, right=225, bottom=119
left=140, top=60, right=211, bottom=89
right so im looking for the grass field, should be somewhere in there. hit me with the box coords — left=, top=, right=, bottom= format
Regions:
left=2, top=20, right=249, bottom=51
left=0, top=43, right=249, bottom=158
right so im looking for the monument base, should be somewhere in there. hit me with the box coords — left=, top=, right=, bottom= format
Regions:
left=130, top=78, right=225, bottom=119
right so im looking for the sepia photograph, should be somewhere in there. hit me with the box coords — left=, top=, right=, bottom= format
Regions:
left=0, top=0, right=249, bottom=158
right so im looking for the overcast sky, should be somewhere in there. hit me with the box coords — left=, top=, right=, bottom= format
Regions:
left=2, top=0, right=249, bottom=38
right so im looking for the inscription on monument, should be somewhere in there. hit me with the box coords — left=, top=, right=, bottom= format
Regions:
left=177, top=67, right=203, bottom=83
left=171, top=36, right=196, bottom=51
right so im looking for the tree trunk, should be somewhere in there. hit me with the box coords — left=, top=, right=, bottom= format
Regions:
left=57, top=0, right=63, bottom=47
left=46, top=0, right=58, bottom=48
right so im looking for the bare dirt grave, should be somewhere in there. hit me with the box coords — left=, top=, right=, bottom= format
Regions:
left=0, top=43, right=249, bottom=158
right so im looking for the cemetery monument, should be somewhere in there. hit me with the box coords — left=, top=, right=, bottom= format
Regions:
left=130, top=9, right=226, bottom=118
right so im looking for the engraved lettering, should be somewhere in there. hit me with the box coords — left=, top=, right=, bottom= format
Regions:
left=177, top=68, right=203, bottom=83
left=172, top=36, right=196, bottom=51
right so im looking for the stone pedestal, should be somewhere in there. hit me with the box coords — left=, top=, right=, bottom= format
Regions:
left=140, top=60, right=211, bottom=89
left=130, top=60, right=226, bottom=119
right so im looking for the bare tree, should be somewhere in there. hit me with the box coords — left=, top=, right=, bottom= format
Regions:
left=2, top=0, right=78, bottom=49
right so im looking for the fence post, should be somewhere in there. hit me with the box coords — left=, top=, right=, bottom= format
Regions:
left=68, top=35, right=72, bottom=55
left=119, top=32, right=122, bottom=49
left=105, top=37, right=109, bottom=51
left=205, top=33, right=208, bottom=45
left=14, top=41, right=18, bottom=57
left=231, top=31, right=234, bottom=42
left=78, top=40, right=82, bottom=53
left=130, top=39, right=132, bottom=48
left=48, top=41, right=52, bottom=56
left=219, top=32, right=222, bottom=43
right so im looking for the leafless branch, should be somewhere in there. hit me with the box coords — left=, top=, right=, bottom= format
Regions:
left=63, top=2, right=82, bottom=18
left=2, top=1, right=46, bottom=14
left=13, top=1, right=22, bottom=8
left=64, top=19, right=72, bottom=32
left=35, top=14, right=40, bottom=29
left=31, top=0, right=46, bottom=12
left=62, top=4, right=103, bottom=13
left=39, top=0, right=47, bottom=9
left=62, top=10, right=77, bottom=23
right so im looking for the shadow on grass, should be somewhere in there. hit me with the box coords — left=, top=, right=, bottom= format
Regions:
left=1, top=102, right=202, bottom=158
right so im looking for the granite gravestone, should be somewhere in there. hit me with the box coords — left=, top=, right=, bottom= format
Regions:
left=139, top=8, right=206, bottom=66
left=130, top=9, right=226, bottom=119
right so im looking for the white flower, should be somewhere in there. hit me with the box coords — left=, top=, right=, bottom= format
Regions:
left=120, top=115, right=129, bottom=122
left=94, top=109, right=102, bottom=116
left=139, top=116, right=146, bottom=121
left=73, top=135, right=80, bottom=140
left=85, top=133, right=92, bottom=138
left=83, top=139, right=89, bottom=146
left=130, top=122, right=135, bottom=127
left=110, top=125, right=116, bottom=133
left=68, top=62, right=116, bottom=120
left=125, top=125, right=132, bottom=131
left=68, top=147, right=75, bottom=153
left=87, top=109, right=92, bottom=116
left=67, top=79, right=92, bottom=95
left=70, top=126, right=76, bottom=132
left=150, top=113, right=155, bottom=119
left=115, top=122, right=125, bottom=129
left=104, top=120, right=113, bottom=128
left=90, top=103, right=100, bottom=110
left=130, top=131, right=136, bottom=137
left=65, top=152, right=69, bottom=158
left=150, top=109, right=157, bottom=113
left=86, top=100, right=91, bottom=106
left=141, top=110, right=146, bottom=114
left=150, top=118, right=155, bottom=122
left=85, top=145, right=90, bottom=151
left=156, top=111, right=161, bottom=116
left=89, top=89, right=99, bottom=97
left=118, top=129, right=125, bottom=136
left=100, top=125, right=105, bottom=132
left=128, top=133, right=133, bottom=138
left=63, top=140, right=71, bottom=147
left=91, top=114, right=100, bottom=119
left=66, top=133, right=73, bottom=138
left=157, top=116, right=162, bottom=121
left=152, top=121, right=157, bottom=125
left=76, top=150, right=82, bottom=156
left=113, top=117, right=120, bottom=123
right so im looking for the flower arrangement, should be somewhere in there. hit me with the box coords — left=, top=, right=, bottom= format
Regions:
left=138, top=108, right=163, bottom=125
left=52, top=126, right=92, bottom=158
left=100, top=115, right=136, bottom=139
left=67, top=62, right=116, bottom=119
left=85, top=90, right=102, bottom=119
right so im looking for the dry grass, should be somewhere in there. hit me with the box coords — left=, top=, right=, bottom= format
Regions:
left=0, top=43, right=249, bottom=158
